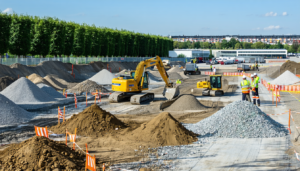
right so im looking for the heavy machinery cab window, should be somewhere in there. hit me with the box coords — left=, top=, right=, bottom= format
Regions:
left=210, top=76, right=222, bottom=89
left=142, top=72, right=149, bottom=89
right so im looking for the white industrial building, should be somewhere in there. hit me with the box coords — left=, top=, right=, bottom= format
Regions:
left=213, top=49, right=287, bottom=60
left=169, top=49, right=210, bottom=59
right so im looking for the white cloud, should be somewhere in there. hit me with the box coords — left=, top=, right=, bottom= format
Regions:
left=264, top=25, right=281, bottom=30
left=2, top=8, right=13, bottom=14
left=282, top=12, right=288, bottom=16
left=265, top=12, right=277, bottom=17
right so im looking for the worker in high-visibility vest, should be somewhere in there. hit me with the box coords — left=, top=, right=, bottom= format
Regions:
left=255, top=63, right=259, bottom=71
left=240, top=75, right=251, bottom=102
left=253, top=73, right=260, bottom=106
left=210, top=64, right=212, bottom=71
left=250, top=74, right=256, bottom=102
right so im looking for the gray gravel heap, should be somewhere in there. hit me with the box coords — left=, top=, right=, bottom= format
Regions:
left=1, top=77, right=56, bottom=103
left=186, top=100, right=288, bottom=138
left=37, top=83, right=65, bottom=98
left=0, top=94, right=33, bottom=125
left=89, top=69, right=116, bottom=85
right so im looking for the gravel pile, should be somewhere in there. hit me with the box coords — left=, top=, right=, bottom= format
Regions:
left=1, top=77, right=56, bottom=103
left=166, top=95, right=206, bottom=111
left=37, top=83, right=65, bottom=98
left=270, top=70, right=300, bottom=85
left=186, top=100, right=288, bottom=138
left=68, top=80, right=110, bottom=94
left=168, top=65, right=183, bottom=73
left=0, top=94, right=33, bottom=125
left=89, top=69, right=116, bottom=85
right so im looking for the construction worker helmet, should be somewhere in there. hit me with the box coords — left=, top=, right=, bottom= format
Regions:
left=251, top=74, right=254, bottom=77
left=242, top=75, right=246, bottom=78
left=254, top=73, right=257, bottom=76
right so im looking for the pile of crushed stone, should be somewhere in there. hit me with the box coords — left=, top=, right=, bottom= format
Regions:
left=0, top=94, right=34, bottom=125
left=270, top=70, right=300, bottom=85
left=0, top=76, right=16, bottom=91
left=44, top=75, right=77, bottom=90
left=168, top=65, right=183, bottom=73
left=166, top=95, right=206, bottom=111
left=50, top=104, right=126, bottom=137
left=130, top=112, right=198, bottom=146
left=1, top=77, right=56, bottom=103
left=68, top=80, right=110, bottom=94
left=37, top=83, right=65, bottom=98
left=89, top=69, right=116, bottom=85
left=186, top=100, right=288, bottom=138
left=0, top=136, right=85, bottom=171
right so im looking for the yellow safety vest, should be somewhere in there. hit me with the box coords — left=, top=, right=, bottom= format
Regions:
left=241, top=80, right=250, bottom=94
left=255, top=76, right=260, bottom=88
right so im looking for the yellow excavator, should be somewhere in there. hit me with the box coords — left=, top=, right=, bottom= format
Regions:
left=195, top=75, right=224, bottom=96
left=109, top=56, right=180, bottom=104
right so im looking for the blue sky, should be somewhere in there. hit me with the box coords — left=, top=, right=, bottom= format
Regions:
left=1, top=0, right=299, bottom=36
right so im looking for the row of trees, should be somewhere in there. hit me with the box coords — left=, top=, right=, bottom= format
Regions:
left=0, top=14, right=173, bottom=58
left=173, top=38, right=300, bottom=53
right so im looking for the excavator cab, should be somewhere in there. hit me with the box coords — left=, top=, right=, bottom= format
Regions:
left=210, top=75, right=222, bottom=89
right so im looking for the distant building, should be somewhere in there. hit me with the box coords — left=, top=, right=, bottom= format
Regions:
left=170, top=35, right=300, bottom=45
left=169, top=49, right=210, bottom=59
left=213, top=49, right=287, bottom=62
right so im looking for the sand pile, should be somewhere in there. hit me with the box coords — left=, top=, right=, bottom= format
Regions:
left=270, top=61, right=300, bottom=78
left=50, top=104, right=126, bottom=137
left=0, top=94, right=33, bottom=125
left=0, top=136, right=85, bottom=170
left=130, top=112, right=198, bottom=146
left=270, top=70, right=300, bottom=85
left=0, top=76, right=16, bottom=91
left=1, top=77, right=56, bottom=103
left=168, top=65, right=183, bottom=73
left=89, top=69, right=116, bottom=85
left=37, top=83, right=65, bottom=98
left=166, top=95, right=206, bottom=111
left=28, top=73, right=52, bottom=87
left=44, top=75, right=69, bottom=90
left=68, top=80, right=110, bottom=94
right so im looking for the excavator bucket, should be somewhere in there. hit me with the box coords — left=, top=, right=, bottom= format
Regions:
left=162, top=85, right=180, bottom=100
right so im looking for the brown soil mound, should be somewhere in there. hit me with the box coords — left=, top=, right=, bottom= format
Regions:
left=50, top=104, right=127, bottom=137
left=130, top=112, right=198, bottom=146
left=0, top=136, right=85, bottom=170
left=68, top=80, right=110, bottom=94
left=28, top=73, right=53, bottom=87
left=270, top=61, right=300, bottom=78
left=0, top=76, right=16, bottom=91
left=166, top=94, right=207, bottom=111
left=44, top=75, right=77, bottom=90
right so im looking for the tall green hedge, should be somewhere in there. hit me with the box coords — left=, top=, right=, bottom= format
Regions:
left=1, top=14, right=173, bottom=57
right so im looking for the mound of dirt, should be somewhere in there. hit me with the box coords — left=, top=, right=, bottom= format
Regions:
left=167, top=95, right=207, bottom=111
left=168, top=65, right=183, bottom=73
left=0, top=136, right=85, bottom=171
left=0, top=76, right=16, bottom=91
left=270, top=61, right=300, bottom=78
left=44, top=74, right=77, bottom=90
left=28, top=73, right=53, bottom=87
left=50, top=104, right=127, bottom=137
left=89, top=69, right=117, bottom=85
left=130, top=112, right=198, bottom=146
left=68, top=80, right=110, bottom=94
left=115, top=69, right=130, bottom=77
left=1, top=77, right=56, bottom=103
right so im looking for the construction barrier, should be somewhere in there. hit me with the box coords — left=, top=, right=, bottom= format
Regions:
left=74, top=94, right=77, bottom=108
left=35, top=126, right=49, bottom=138
left=204, top=72, right=215, bottom=75
left=261, top=78, right=300, bottom=93
left=85, top=144, right=96, bottom=171
left=58, top=106, right=65, bottom=123
left=223, top=72, right=251, bottom=77
left=66, top=128, right=77, bottom=150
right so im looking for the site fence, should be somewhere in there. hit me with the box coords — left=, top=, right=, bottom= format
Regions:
left=0, top=57, right=187, bottom=66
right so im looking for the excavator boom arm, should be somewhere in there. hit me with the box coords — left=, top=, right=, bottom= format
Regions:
left=134, top=56, right=172, bottom=87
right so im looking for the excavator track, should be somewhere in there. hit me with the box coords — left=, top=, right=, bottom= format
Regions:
left=130, top=93, right=155, bottom=105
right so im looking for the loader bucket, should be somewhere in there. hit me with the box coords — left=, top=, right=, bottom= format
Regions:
left=162, top=86, right=180, bottom=100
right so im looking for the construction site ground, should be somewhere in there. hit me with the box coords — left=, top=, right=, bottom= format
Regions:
left=1, top=63, right=300, bottom=170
